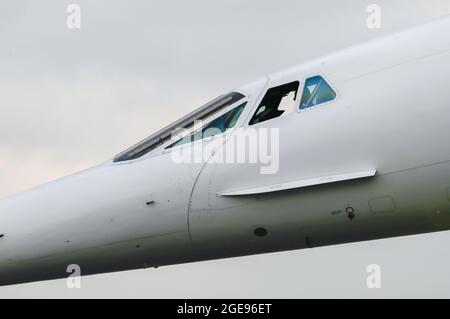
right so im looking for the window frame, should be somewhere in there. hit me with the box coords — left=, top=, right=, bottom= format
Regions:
left=244, top=75, right=338, bottom=128
left=112, top=93, right=247, bottom=164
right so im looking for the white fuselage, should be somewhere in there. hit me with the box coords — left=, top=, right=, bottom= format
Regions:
left=1, top=17, right=450, bottom=285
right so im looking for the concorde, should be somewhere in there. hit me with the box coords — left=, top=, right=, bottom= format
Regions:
left=2, top=16, right=450, bottom=286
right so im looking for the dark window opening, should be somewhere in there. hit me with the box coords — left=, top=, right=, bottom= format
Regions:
left=249, top=81, right=299, bottom=125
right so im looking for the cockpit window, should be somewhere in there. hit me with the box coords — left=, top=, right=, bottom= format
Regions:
left=299, top=76, right=336, bottom=110
left=114, top=92, right=245, bottom=162
left=166, top=102, right=247, bottom=149
left=249, top=81, right=299, bottom=125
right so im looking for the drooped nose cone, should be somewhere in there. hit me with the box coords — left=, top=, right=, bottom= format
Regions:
left=0, top=155, right=194, bottom=286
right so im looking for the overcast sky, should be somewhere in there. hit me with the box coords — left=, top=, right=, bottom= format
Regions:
left=0, top=0, right=450, bottom=298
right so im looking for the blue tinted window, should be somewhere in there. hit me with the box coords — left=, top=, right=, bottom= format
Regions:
left=166, top=102, right=247, bottom=148
left=299, top=76, right=336, bottom=110
left=113, top=92, right=244, bottom=162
